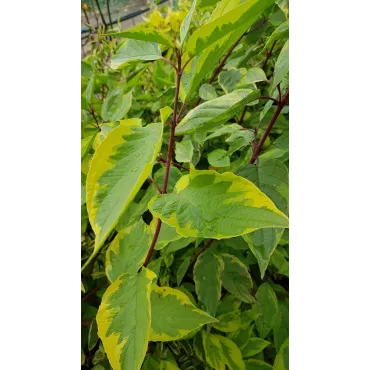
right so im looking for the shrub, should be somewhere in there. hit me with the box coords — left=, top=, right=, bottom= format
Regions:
left=81, top=1, right=289, bottom=369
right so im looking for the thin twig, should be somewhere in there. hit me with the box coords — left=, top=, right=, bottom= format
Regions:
left=157, top=158, right=189, bottom=172
left=161, top=57, right=178, bottom=73
left=262, top=40, right=277, bottom=71
left=149, top=176, right=162, bottom=194
left=143, top=52, right=183, bottom=267
left=81, top=282, right=108, bottom=302
left=190, top=239, right=214, bottom=268
left=249, top=89, right=289, bottom=164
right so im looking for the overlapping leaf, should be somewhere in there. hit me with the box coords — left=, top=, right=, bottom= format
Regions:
left=238, top=159, right=289, bottom=277
left=150, top=285, right=217, bottom=341
left=110, top=40, right=162, bottom=69
left=96, top=268, right=156, bottom=370
left=176, top=90, right=260, bottom=136
left=105, top=218, right=152, bottom=283
left=85, top=121, right=163, bottom=269
left=149, top=168, right=289, bottom=239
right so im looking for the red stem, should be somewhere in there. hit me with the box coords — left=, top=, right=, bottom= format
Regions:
left=262, top=40, right=277, bottom=71
left=249, top=89, right=289, bottom=164
left=143, top=53, right=183, bottom=267
left=149, top=176, right=162, bottom=194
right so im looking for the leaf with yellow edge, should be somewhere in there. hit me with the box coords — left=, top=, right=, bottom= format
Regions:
left=160, top=106, right=173, bottom=125
left=175, top=90, right=260, bottom=136
left=84, top=121, right=163, bottom=271
left=150, top=285, right=217, bottom=341
left=185, top=0, right=275, bottom=56
left=96, top=268, right=156, bottom=370
left=150, top=218, right=183, bottom=250
left=180, top=0, right=197, bottom=45
left=105, top=24, right=175, bottom=47
left=82, top=134, right=96, bottom=161
left=202, top=332, right=245, bottom=370
left=105, top=219, right=152, bottom=283
left=148, top=168, right=289, bottom=240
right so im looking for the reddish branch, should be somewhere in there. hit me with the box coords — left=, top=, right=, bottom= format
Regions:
left=190, top=239, right=214, bottom=268
left=262, top=40, right=277, bottom=71
left=149, top=176, right=162, bottom=194
left=143, top=51, right=183, bottom=267
left=249, top=89, right=289, bottom=164
left=81, top=282, right=108, bottom=302
left=157, top=158, right=189, bottom=172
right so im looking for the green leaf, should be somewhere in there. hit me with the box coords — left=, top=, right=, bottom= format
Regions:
left=221, top=254, right=254, bottom=303
left=238, top=159, right=289, bottom=277
left=242, top=337, right=270, bottom=357
left=272, top=39, right=289, bottom=90
left=226, top=130, right=254, bottom=154
left=206, top=123, right=241, bottom=141
left=180, top=0, right=197, bottom=45
left=176, top=90, right=260, bottom=136
left=238, top=68, right=267, bottom=86
left=106, top=24, right=174, bottom=47
left=96, top=268, right=156, bottom=370
left=273, top=303, right=289, bottom=351
left=276, top=0, right=289, bottom=18
left=175, top=140, right=194, bottom=163
left=152, top=219, right=183, bottom=250
left=207, top=149, right=230, bottom=167
left=88, top=319, right=99, bottom=351
left=82, top=134, right=96, bottom=161
left=150, top=285, right=217, bottom=341
left=229, top=324, right=255, bottom=350
left=273, top=338, right=289, bottom=370
left=160, top=106, right=173, bottom=124
left=199, top=83, right=218, bottom=100
left=101, top=89, right=132, bottom=122
left=217, top=294, right=242, bottom=315
left=255, top=283, right=279, bottom=339
left=194, top=250, right=223, bottom=317
left=149, top=168, right=289, bottom=239
left=110, top=40, right=162, bottom=69
left=84, top=121, right=163, bottom=269
left=203, top=332, right=245, bottom=370
left=85, top=73, right=96, bottom=103
left=214, top=311, right=242, bottom=332
left=244, top=360, right=273, bottom=370
left=105, top=219, right=152, bottom=283
left=177, top=256, right=191, bottom=286
left=262, top=20, right=289, bottom=53
left=218, top=69, right=243, bottom=93
left=186, top=0, right=275, bottom=56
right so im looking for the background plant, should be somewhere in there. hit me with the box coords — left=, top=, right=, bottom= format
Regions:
left=81, top=0, right=289, bottom=369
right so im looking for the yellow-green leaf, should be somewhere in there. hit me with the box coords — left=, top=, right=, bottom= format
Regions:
left=148, top=168, right=289, bottom=239
left=180, top=0, right=197, bottom=45
left=151, top=218, right=183, bottom=250
left=101, top=89, right=132, bottom=122
left=221, top=254, right=254, bottom=303
left=214, top=311, right=242, bottom=332
left=194, top=250, right=223, bottom=317
left=160, top=106, right=173, bottom=124
left=82, top=134, right=96, bottom=161
left=241, top=337, right=270, bottom=357
left=150, top=285, right=217, bottom=341
left=105, top=219, right=152, bottom=283
left=96, top=268, right=156, bottom=370
left=238, top=159, right=289, bottom=278
left=273, top=338, right=289, bottom=370
left=84, top=121, right=163, bottom=270
left=203, top=332, right=245, bottom=370
left=106, top=24, right=175, bottom=47
left=176, top=90, right=260, bottom=136
left=186, top=0, right=275, bottom=56
left=110, top=40, right=162, bottom=69
left=272, top=39, right=289, bottom=90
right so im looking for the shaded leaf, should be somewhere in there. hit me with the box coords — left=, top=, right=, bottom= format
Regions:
left=101, top=89, right=132, bottom=122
